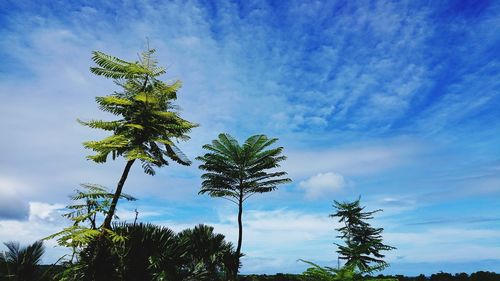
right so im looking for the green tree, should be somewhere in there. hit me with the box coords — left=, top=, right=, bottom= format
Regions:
left=80, top=49, right=197, bottom=229
left=331, top=199, right=395, bottom=274
left=177, top=224, right=239, bottom=280
left=300, top=260, right=356, bottom=281
left=197, top=133, right=291, bottom=278
left=0, top=241, right=45, bottom=281
left=45, top=184, right=136, bottom=263
left=57, top=223, right=236, bottom=281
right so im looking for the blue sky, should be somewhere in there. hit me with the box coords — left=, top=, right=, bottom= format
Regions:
left=1, top=0, right=500, bottom=276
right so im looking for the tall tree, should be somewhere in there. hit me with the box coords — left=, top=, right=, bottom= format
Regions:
left=80, top=49, right=197, bottom=229
left=331, top=199, right=395, bottom=273
left=197, top=133, right=291, bottom=278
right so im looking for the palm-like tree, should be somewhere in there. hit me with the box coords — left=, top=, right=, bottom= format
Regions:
left=80, top=49, right=197, bottom=229
left=197, top=133, right=291, bottom=277
left=178, top=224, right=239, bottom=280
left=0, top=241, right=45, bottom=281
left=63, top=223, right=236, bottom=281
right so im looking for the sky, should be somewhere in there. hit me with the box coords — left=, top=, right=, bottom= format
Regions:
left=0, top=0, right=499, bottom=276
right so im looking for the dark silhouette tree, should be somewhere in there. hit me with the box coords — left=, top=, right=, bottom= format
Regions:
left=177, top=224, right=239, bottom=280
left=331, top=198, right=395, bottom=274
left=80, top=48, right=197, bottom=229
left=197, top=133, right=291, bottom=279
left=55, top=223, right=236, bottom=281
left=0, top=241, right=45, bottom=281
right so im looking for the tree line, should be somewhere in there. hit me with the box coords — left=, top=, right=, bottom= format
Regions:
left=239, top=272, right=500, bottom=281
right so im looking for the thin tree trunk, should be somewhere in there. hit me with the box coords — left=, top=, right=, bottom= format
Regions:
left=235, top=190, right=243, bottom=280
left=102, top=159, right=135, bottom=229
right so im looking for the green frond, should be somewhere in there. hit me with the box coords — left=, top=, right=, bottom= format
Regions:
left=90, top=51, right=148, bottom=79
left=152, top=137, right=174, bottom=146
left=103, top=228, right=127, bottom=243
left=124, top=123, right=145, bottom=130
left=153, top=110, right=177, bottom=120
left=125, top=148, right=158, bottom=163
left=77, top=119, right=121, bottom=131
left=87, top=152, right=109, bottom=163
left=198, top=133, right=291, bottom=203
left=83, top=135, right=129, bottom=150
left=141, top=162, right=156, bottom=175
left=164, top=142, right=191, bottom=165
left=134, top=92, right=159, bottom=103
left=95, top=96, right=133, bottom=106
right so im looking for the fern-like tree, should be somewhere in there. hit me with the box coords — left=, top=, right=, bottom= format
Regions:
left=331, top=199, right=395, bottom=274
left=46, top=184, right=136, bottom=263
left=80, top=49, right=197, bottom=229
left=197, top=133, right=291, bottom=278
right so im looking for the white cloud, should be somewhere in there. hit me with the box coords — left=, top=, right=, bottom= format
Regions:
left=299, top=172, right=346, bottom=199
left=29, top=202, right=65, bottom=222
left=0, top=202, right=70, bottom=264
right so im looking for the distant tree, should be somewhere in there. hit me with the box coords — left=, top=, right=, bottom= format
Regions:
left=331, top=199, right=395, bottom=274
left=415, top=273, right=428, bottom=281
left=0, top=241, right=45, bottom=281
left=80, top=48, right=197, bottom=229
left=430, top=272, right=454, bottom=281
left=469, top=271, right=498, bottom=281
left=197, top=133, right=291, bottom=279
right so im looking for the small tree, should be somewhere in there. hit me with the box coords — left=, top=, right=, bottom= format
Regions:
left=331, top=199, right=395, bottom=273
left=45, top=184, right=136, bottom=263
left=0, top=241, right=45, bottom=281
left=80, top=48, right=197, bottom=229
left=197, top=133, right=291, bottom=279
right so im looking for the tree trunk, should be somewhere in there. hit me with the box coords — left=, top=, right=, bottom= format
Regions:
left=235, top=191, right=243, bottom=280
left=102, top=159, right=135, bottom=229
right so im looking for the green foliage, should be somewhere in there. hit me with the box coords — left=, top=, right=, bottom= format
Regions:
left=300, top=260, right=357, bottom=281
left=331, top=199, right=395, bottom=274
left=300, top=260, right=398, bottom=281
left=197, top=134, right=291, bottom=202
left=176, top=224, right=240, bottom=281
left=80, top=48, right=197, bottom=174
left=0, top=241, right=46, bottom=281
left=82, top=48, right=196, bottom=230
left=58, top=223, right=237, bottom=281
left=197, top=133, right=291, bottom=278
left=44, top=184, right=135, bottom=258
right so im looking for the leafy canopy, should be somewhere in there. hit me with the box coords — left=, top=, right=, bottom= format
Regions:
left=0, top=241, right=46, bottom=281
left=79, top=49, right=197, bottom=175
left=331, top=199, right=396, bottom=273
left=45, top=184, right=135, bottom=252
left=197, top=133, right=291, bottom=203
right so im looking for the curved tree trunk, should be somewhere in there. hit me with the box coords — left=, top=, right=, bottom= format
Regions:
left=102, top=159, right=135, bottom=229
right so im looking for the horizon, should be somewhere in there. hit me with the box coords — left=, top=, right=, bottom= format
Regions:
left=1, top=0, right=500, bottom=276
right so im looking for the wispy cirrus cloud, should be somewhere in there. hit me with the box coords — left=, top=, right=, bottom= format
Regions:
left=1, top=0, right=499, bottom=275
